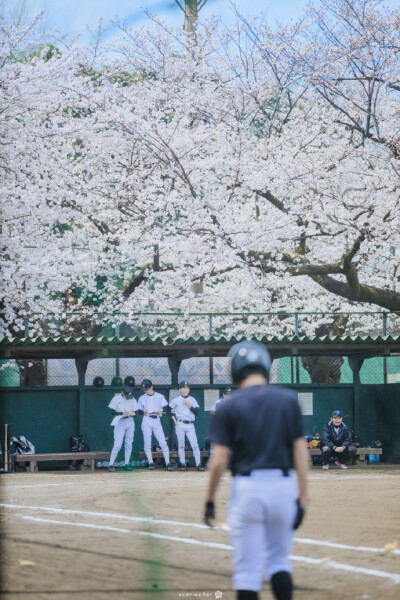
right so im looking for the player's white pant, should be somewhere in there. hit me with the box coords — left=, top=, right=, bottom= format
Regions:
left=175, top=421, right=201, bottom=466
left=110, top=418, right=135, bottom=466
left=141, top=417, right=170, bottom=465
left=228, top=469, right=298, bottom=591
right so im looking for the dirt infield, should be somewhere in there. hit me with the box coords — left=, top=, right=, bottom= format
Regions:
left=1, top=464, right=400, bottom=600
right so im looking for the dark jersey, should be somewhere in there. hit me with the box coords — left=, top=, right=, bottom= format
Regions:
left=208, top=384, right=304, bottom=475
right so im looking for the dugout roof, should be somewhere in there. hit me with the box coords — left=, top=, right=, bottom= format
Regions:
left=0, top=334, right=399, bottom=361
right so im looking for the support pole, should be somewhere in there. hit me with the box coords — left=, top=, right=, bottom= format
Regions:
left=294, top=313, right=300, bottom=383
left=382, top=312, right=388, bottom=384
left=168, top=356, right=183, bottom=388
left=167, top=356, right=183, bottom=451
left=115, top=319, right=121, bottom=380
left=75, top=358, right=89, bottom=436
left=349, top=356, right=363, bottom=384
left=348, top=355, right=364, bottom=437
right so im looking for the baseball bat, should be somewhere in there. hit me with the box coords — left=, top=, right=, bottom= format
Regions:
left=4, top=423, right=8, bottom=473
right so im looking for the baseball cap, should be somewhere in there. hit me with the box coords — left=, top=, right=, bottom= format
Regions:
left=332, top=410, right=342, bottom=417
left=141, top=379, right=153, bottom=391
left=223, top=387, right=232, bottom=395
left=178, top=380, right=190, bottom=389
left=123, top=385, right=135, bottom=399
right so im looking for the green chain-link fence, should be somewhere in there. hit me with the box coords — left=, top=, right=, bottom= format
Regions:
left=1, top=355, right=400, bottom=387
left=277, top=356, right=400, bottom=384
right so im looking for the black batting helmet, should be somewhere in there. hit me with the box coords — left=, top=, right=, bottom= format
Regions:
left=228, top=341, right=271, bottom=385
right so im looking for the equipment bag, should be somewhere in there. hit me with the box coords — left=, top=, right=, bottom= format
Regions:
left=10, top=435, right=35, bottom=454
left=69, top=434, right=90, bottom=452
left=370, top=440, right=382, bottom=448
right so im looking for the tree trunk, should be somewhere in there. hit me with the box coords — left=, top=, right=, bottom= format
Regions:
left=184, top=0, right=198, bottom=33
left=301, top=316, right=348, bottom=383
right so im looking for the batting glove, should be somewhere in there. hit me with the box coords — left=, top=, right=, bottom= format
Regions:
left=204, top=500, right=215, bottom=527
left=293, top=499, right=305, bottom=530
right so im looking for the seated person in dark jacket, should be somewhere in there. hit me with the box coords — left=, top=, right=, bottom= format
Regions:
left=321, top=410, right=357, bottom=470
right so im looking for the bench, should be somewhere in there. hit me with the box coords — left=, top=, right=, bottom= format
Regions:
left=14, top=451, right=110, bottom=473
left=308, top=447, right=382, bottom=463
left=136, top=450, right=209, bottom=466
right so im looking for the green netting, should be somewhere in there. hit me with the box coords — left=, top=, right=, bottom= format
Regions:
left=1, top=356, right=400, bottom=387
left=0, top=359, right=20, bottom=386
left=387, top=356, right=400, bottom=383
left=278, top=356, right=400, bottom=384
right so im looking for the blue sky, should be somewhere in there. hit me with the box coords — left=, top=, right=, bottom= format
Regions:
left=9, top=0, right=399, bottom=44
left=18, top=0, right=309, bottom=42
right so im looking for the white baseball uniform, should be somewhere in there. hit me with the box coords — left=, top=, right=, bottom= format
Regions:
left=210, top=398, right=224, bottom=413
left=170, top=394, right=201, bottom=466
left=138, top=391, right=170, bottom=465
left=108, top=393, right=138, bottom=466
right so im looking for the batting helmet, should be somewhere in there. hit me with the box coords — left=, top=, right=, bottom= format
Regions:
left=124, top=375, right=135, bottom=387
left=228, top=341, right=271, bottom=385
left=93, top=376, right=104, bottom=387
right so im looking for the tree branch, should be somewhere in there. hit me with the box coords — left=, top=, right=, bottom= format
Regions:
left=341, top=232, right=366, bottom=296
left=310, top=274, right=400, bottom=311
left=122, top=264, right=173, bottom=299
left=254, top=189, right=289, bottom=213
left=289, top=263, right=343, bottom=276
left=174, top=1, right=185, bottom=13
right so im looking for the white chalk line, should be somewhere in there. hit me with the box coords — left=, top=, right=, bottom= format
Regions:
left=4, top=473, right=399, bottom=488
left=295, top=537, right=400, bottom=555
left=18, top=516, right=232, bottom=550
left=15, top=514, right=400, bottom=585
left=4, top=481, right=111, bottom=489
left=309, top=474, right=400, bottom=481
left=290, top=555, right=400, bottom=584
left=0, top=502, right=209, bottom=530
left=4, top=476, right=211, bottom=489
left=2, top=502, right=399, bottom=557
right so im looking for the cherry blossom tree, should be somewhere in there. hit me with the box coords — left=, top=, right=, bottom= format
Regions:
left=266, top=0, right=400, bottom=312
left=1, top=0, right=399, bottom=339
left=0, top=17, right=86, bottom=335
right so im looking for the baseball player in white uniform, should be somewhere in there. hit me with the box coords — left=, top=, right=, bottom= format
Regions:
left=108, top=385, right=138, bottom=472
left=137, top=379, right=173, bottom=471
left=210, top=387, right=232, bottom=415
left=170, top=381, right=205, bottom=471
left=205, top=342, right=309, bottom=600
left=205, top=387, right=233, bottom=465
